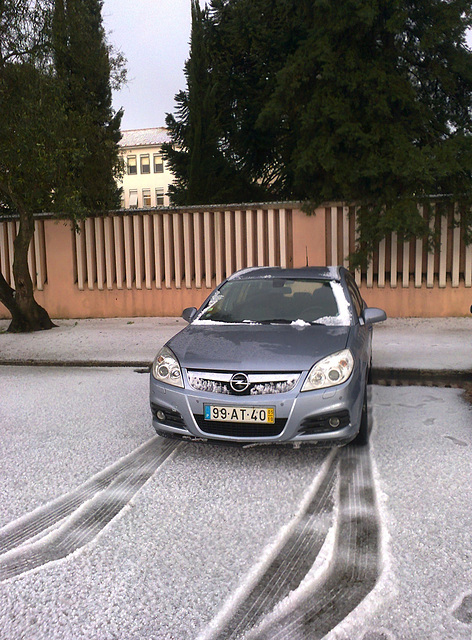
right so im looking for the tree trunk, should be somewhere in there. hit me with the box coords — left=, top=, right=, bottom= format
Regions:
left=0, top=208, right=56, bottom=332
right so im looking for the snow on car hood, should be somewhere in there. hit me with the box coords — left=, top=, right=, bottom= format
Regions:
left=167, top=323, right=351, bottom=372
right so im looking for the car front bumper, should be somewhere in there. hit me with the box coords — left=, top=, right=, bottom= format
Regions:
left=149, top=366, right=366, bottom=446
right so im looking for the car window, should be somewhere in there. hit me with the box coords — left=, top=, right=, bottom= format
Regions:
left=196, top=278, right=350, bottom=325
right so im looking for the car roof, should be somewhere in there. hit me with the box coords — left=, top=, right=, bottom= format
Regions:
left=227, top=266, right=344, bottom=282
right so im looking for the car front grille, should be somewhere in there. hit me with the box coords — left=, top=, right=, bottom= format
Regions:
left=194, top=414, right=286, bottom=438
left=187, top=371, right=300, bottom=396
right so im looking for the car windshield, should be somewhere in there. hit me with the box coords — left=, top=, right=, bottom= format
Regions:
left=196, top=278, right=351, bottom=326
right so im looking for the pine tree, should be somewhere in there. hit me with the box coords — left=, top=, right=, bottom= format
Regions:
left=168, top=0, right=472, bottom=256
left=52, top=0, right=123, bottom=213
left=163, top=0, right=267, bottom=205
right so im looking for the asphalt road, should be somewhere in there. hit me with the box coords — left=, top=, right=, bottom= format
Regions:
left=0, top=366, right=471, bottom=640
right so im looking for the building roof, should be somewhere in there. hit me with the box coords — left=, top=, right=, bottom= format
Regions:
left=119, top=127, right=170, bottom=148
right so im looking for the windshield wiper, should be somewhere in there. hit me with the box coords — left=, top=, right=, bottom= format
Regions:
left=258, top=318, right=293, bottom=324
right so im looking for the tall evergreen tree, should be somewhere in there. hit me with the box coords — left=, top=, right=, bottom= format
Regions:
left=167, top=0, right=472, bottom=256
left=52, top=0, right=123, bottom=213
left=163, top=0, right=267, bottom=205
left=258, top=0, right=472, bottom=257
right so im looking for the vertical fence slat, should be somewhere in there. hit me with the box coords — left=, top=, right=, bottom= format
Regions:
left=193, top=212, right=202, bottom=289
left=246, top=209, right=255, bottom=267
left=414, top=205, right=423, bottom=288
left=133, top=215, right=144, bottom=290
left=143, top=214, right=154, bottom=290
left=104, top=217, right=115, bottom=290
left=402, top=240, right=410, bottom=288
left=415, top=236, right=423, bottom=288
left=183, top=212, right=193, bottom=289
left=85, top=218, right=96, bottom=290
left=426, top=209, right=435, bottom=288
left=452, top=204, right=460, bottom=288
left=354, top=208, right=362, bottom=286
left=214, top=211, right=224, bottom=285
left=163, top=213, right=174, bottom=289
left=235, top=210, right=244, bottom=271
left=34, top=221, right=47, bottom=290
left=75, top=221, right=86, bottom=291
left=257, top=209, right=265, bottom=266
left=123, top=215, right=135, bottom=289
left=342, top=206, right=350, bottom=268
left=439, top=214, right=448, bottom=288
left=279, top=208, right=288, bottom=268
left=378, top=238, right=386, bottom=288
left=113, top=216, right=125, bottom=290
left=268, top=209, right=277, bottom=266
left=94, top=218, right=105, bottom=291
left=330, top=206, right=338, bottom=265
left=173, top=213, right=183, bottom=289
left=153, top=214, right=163, bottom=289
left=390, top=232, right=397, bottom=288
left=204, top=211, right=213, bottom=288
left=225, top=211, right=234, bottom=275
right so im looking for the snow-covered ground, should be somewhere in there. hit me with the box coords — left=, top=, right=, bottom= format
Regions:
left=0, top=364, right=471, bottom=640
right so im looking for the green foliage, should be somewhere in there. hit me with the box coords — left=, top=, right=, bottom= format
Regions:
left=0, top=0, right=123, bottom=219
left=166, top=0, right=472, bottom=256
left=162, top=0, right=268, bottom=205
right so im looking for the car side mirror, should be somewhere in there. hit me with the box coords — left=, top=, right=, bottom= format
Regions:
left=362, top=308, right=387, bottom=325
left=182, top=307, right=197, bottom=323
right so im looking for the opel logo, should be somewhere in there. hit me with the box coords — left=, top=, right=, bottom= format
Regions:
left=230, top=372, right=250, bottom=393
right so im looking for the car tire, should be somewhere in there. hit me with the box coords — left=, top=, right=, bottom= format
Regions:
left=352, top=383, right=369, bottom=447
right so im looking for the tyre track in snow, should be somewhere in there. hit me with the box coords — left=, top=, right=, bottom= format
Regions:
left=252, top=446, right=380, bottom=640
left=203, top=451, right=339, bottom=640
left=0, top=437, right=179, bottom=581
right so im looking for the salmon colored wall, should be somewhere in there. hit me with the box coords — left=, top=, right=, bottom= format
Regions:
left=292, top=208, right=327, bottom=268
left=360, top=282, right=472, bottom=318
left=25, top=219, right=214, bottom=319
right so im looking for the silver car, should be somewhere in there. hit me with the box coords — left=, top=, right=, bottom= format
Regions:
left=150, top=267, right=386, bottom=447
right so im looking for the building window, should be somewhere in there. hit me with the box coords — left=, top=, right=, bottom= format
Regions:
left=127, top=155, right=137, bottom=175
left=142, top=189, right=151, bottom=207
left=140, top=154, right=150, bottom=174
left=153, top=153, right=164, bottom=173
left=129, top=190, right=138, bottom=208
left=155, top=188, right=164, bottom=206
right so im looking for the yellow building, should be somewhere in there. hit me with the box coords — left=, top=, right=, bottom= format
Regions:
left=118, top=128, right=173, bottom=208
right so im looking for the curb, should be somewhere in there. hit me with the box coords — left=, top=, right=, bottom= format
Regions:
left=0, top=360, right=151, bottom=369
left=372, top=368, right=472, bottom=387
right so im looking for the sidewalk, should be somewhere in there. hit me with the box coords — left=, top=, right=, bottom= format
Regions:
left=0, top=316, right=471, bottom=373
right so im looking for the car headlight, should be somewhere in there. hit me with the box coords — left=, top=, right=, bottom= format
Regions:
left=301, top=349, right=354, bottom=391
left=151, top=346, right=184, bottom=388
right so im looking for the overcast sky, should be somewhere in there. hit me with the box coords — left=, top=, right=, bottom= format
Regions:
left=102, top=0, right=194, bottom=131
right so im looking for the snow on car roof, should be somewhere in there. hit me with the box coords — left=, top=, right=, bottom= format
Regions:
left=228, top=266, right=342, bottom=281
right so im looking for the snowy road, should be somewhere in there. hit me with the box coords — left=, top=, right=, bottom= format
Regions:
left=0, top=366, right=471, bottom=639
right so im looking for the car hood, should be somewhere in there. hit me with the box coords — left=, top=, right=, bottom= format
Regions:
left=167, top=323, right=351, bottom=372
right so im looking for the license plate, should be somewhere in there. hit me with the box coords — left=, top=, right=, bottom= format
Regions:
left=204, top=405, right=275, bottom=424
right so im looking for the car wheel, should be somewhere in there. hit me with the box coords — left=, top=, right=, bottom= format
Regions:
left=352, top=383, right=369, bottom=447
